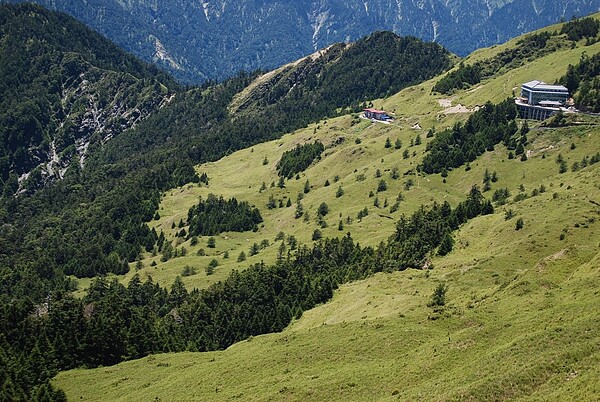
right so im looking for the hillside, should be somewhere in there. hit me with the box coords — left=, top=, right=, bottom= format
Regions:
left=0, top=8, right=460, bottom=399
left=52, top=16, right=600, bottom=401
left=0, top=3, right=177, bottom=194
left=112, top=16, right=600, bottom=291
left=6, top=0, right=599, bottom=82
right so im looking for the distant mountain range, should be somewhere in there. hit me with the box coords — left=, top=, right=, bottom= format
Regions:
left=6, top=0, right=599, bottom=83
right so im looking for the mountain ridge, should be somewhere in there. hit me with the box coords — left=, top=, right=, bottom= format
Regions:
left=53, top=17, right=600, bottom=400
left=6, top=0, right=599, bottom=83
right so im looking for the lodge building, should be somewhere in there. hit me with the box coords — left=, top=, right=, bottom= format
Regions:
left=516, top=80, right=570, bottom=120
left=363, top=108, right=392, bottom=121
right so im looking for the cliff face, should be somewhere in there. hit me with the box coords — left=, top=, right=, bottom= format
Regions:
left=0, top=4, right=175, bottom=193
left=7, top=0, right=599, bottom=83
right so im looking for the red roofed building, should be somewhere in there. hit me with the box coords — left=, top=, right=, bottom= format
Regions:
left=363, top=108, right=392, bottom=121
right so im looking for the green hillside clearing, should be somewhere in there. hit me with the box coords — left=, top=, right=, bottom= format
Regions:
left=57, top=16, right=600, bottom=401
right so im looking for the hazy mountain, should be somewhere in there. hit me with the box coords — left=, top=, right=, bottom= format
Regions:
left=6, top=0, right=598, bottom=83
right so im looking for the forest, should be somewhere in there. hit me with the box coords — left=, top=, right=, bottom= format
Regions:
left=276, top=141, right=325, bottom=179
left=187, top=194, right=263, bottom=236
left=0, top=185, right=491, bottom=400
left=0, top=5, right=460, bottom=399
left=433, top=17, right=600, bottom=96
left=2, top=3, right=594, bottom=400
left=419, top=99, right=518, bottom=174
left=559, top=52, right=600, bottom=112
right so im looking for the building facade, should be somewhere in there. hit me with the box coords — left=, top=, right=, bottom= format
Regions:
left=520, top=80, right=569, bottom=106
left=517, top=80, right=570, bottom=120
left=363, top=108, right=391, bottom=121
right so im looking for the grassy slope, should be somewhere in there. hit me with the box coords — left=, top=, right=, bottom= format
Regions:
left=58, top=17, right=600, bottom=400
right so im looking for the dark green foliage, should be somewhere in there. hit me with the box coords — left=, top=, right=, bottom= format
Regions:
left=492, top=188, right=511, bottom=205
left=207, top=237, right=216, bottom=248
left=187, top=194, right=263, bottom=236
left=181, top=265, right=197, bottom=277
left=558, top=52, right=600, bottom=112
left=276, top=141, right=325, bottom=179
left=377, top=180, right=388, bottom=192
left=389, top=186, right=492, bottom=269
left=560, top=17, right=600, bottom=41
left=312, top=229, right=323, bottom=241
left=336, top=186, right=345, bottom=198
left=206, top=259, right=219, bottom=275
left=437, top=233, right=454, bottom=256
left=420, top=99, right=517, bottom=174
left=385, top=137, right=392, bottom=148
left=0, top=3, right=177, bottom=184
left=432, top=32, right=554, bottom=94
left=304, top=180, right=311, bottom=194
left=318, top=202, right=330, bottom=217
left=428, top=283, right=448, bottom=307
left=515, top=218, right=524, bottom=230
left=433, top=63, right=482, bottom=94
left=294, top=202, right=304, bottom=219
left=556, top=154, right=568, bottom=173
left=0, top=188, right=492, bottom=400
left=310, top=32, right=452, bottom=105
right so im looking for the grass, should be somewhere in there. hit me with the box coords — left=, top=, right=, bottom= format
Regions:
left=57, top=18, right=600, bottom=400
left=73, top=14, right=600, bottom=294
left=54, top=142, right=600, bottom=399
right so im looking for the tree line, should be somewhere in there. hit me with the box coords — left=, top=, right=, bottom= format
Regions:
left=420, top=99, right=518, bottom=174
left=0, top=186, right=492, bottom=400
left=276, top=141, right=325, bottom=179
left=432, top=31, right=555, bottom=94
left=559, top=52, right=600, bottom=112
left=187, top=194, right=263, bottom=236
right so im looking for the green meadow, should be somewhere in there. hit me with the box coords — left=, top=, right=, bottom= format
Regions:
left=58, top=15, right=600, bottom=401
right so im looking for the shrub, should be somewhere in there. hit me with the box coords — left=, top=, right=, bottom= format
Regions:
left=515, top=218, right=524, bottom=231
left=428, top=283, right=448, bottom=307
left=312, top=229, right=322, bottom=241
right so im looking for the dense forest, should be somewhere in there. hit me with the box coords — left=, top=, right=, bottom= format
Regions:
left=277, top=141, right=325, bottom=179
left=0, top=3, right=177, bottom=190
left=187, top=194, right=263, bottom=236
left=0, top=185, right=491, bottom=400
left=420, top=99, right=518, bottom=174
left=0, top=5, right=460, bottom=399
left=559, top=52, right=600, bottom=112
left=1, top=3, right=593, bottom=400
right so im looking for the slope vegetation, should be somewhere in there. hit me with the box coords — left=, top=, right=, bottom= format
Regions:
left=0, top=3, right=176, bottom=193
left=54, top=16, right=600, bottom=401
left=55, top=119, right=600, bottom=401
left=0, top=9, right=459, bottom=399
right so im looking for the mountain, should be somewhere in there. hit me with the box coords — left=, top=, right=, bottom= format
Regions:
left=54, top=16, right=600, bottom=400
left=0, top=6, right=457, bottom=398
left=6, top=0, right=599, bottom=83
left=0, top=3, right=177, bottom=193
left=1, top=4, right=599, bottom=400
